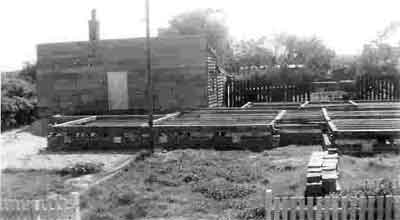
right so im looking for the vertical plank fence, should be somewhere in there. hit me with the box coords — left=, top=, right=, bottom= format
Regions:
left=355, top=74, right=400, bottom=101
left=264, top=189, right=400, bottom=220
left=0, top=192, right=80, bottom=220
left=224, top=78, right=311, bottom=107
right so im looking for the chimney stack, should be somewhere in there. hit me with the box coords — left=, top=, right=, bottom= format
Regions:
left=89, top=9, right=99, bottom=41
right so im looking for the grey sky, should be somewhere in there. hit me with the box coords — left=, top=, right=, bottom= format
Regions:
left=1, top=0, right=399, bottom=71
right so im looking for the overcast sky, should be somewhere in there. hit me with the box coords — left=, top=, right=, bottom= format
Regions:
left=1, top=0, right=399, bottom=71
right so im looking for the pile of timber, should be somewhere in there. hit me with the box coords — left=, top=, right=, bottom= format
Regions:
left=323, top=105, right=400, bottom=154
left=305, top=149, right=340, bottom=197
left=275, top=109, right=323, bottom=146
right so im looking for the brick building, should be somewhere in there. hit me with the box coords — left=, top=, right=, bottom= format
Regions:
left=37, top=10, right=226, bottom=116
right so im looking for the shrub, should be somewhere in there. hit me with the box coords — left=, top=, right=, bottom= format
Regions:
left=57, top=162, right=104, bottom=177
left=1, top=76, right=37, bottom=131
left=236, top=207, right=265, bottom=220
left=193, top=178, right=256, bottom=201
left=144, top=174, right=180, bottom=187
left=84, top=210, right=116, bottom=220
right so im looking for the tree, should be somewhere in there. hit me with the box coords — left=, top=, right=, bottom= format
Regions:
left=19, top=62, right=37, bottom=82
left=158, top=8, right=232, bottom=63
left=271, top=33, right=335, bottom=80
left=231, top=37, right=274, bottom=66
left=357, top=22, right=400, bottom=77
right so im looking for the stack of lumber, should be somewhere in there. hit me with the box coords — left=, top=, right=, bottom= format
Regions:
left=305, top=151, right=340, bottom=196
left=275, top=110, right=323, bottom=146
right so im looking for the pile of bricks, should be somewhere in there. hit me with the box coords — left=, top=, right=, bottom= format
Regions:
left=305, top=149, right=340, bottom=197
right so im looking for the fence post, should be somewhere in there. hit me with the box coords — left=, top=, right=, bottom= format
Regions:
left=394, top=196, right=400, bottom=220
left=315, top=197, right=322, bottom=220
left=385, top=195, right=393, bottom=220
left=34, top=200, right=40, bottom=220
left=265, top=189, right=272, bottom=220
left=71, top=192, right=80, bottom=220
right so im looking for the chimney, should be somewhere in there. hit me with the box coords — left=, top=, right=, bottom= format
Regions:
left=89, top=9, right=99, bottom=41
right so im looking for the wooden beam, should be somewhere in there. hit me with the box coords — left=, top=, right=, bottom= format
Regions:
left=241, top=102, right=252, bottom=108
left=151, top=112, right=181, bottom=125
left=327, top=121, right=338, bottom=132
left=322, top=134, right=332, bottom=148
left=299, top=101, right=309, bottom=109
left=348, top=100, right=358, bottom=106
left=272, top=110, right=286, bottom=123
left=322, top=108, right=331, bottom=121
left=53, top=116, right=96, bottom=127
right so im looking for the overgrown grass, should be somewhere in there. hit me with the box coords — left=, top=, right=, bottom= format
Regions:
left=79, top=146, right=317, bottom=220
left=339, top=154, right=400, bottom=197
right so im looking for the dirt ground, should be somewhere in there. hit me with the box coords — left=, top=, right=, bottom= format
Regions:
left=0, top=121, right=132, bottom=172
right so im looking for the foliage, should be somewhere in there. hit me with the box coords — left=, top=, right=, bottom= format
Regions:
left=57, top=162, right=104, bottom=177
left=19, top=62, right=37, bottom=82
left=229, top=34, right=336, bottom=83
left=192, top=178, right=256, bottom=200
left=356, top=22, right=400, bottom=78
left=232, top=37, right=274, bottom=66
left=340, top=178, right=398, bottom=197
left=1, top=73, right=37, bottom=131
left=158, top=8, right=233, bottom=63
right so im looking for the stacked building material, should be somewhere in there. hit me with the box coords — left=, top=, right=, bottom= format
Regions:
left=305, top=150, right=340, bottom=196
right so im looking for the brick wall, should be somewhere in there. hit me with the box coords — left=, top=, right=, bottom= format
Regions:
left=37, top=35, right=216, bottom=115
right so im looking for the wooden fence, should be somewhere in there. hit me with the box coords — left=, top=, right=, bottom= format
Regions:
left=264, top=189, right=400, bottom=220
left=0, top=192, right=80, bottom=220
left=355, top=74, right=400, bottom=101
left=224, top=78, right=311, bottom=107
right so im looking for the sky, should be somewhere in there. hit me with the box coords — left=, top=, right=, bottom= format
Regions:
left=0, top=0, right=399, bottom=72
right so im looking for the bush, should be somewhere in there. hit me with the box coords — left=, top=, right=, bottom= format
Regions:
left=192, top=178, right=256, bottom=201
left=57, top=162, right=104, bottom=177
left=144, top=174, right=180, bottom=187
left=1, top=76, right=37, bottom=131
left=236, top=207, right=265, bottom=220
left=84, top=211, right=116, bottom=220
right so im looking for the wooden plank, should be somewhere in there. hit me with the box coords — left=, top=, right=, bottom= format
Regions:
left=240, top=102, right=252, bottom=109
left=360, top=196, right=367, bottom=220
left=316, top=197, right=322, bottom=220
left=322, top=108, right=331, bottom=121
left=342, top=196, right=348, bottom=220
left=332, top=196, right=338, bottom=220
left=273, top=197, right=280, bottom=220
left=265, top=189, right=273, bottom=220
left=152, top=112, right=181, bottom=125
left=324, top=196, right=330, bottom=220
left=54, top=116, right=97, bottom=127
left=367, top=196, right=374, bottom=220
left=290, top=197, right=297, bottom=220
left=377, top=196, right=384, bottom=220
left=300, top=101, right=309, bottom=109
left=393, top=196, right=400, bottom=220
left=307, top=197, right=313, bottom=220
left=282, top=197, right=288, bottom=220
left=385, top=195, right=393, bottom=220
left=350, top=196, right=357, bottom=220
left=348, top=100, right=358, bottom=106
left=328, top=121, right=338, bottom=132
left=299, top=197, right=305, bottom=220
left=272, top=110, right=287, bottom=124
